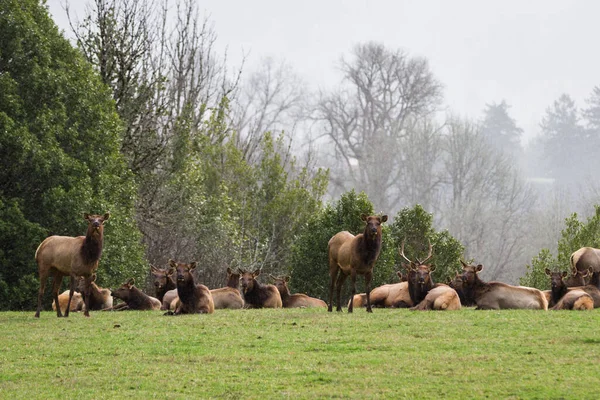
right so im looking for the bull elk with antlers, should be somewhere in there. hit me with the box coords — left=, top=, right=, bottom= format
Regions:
left=327, top=214, right=388, bottom=313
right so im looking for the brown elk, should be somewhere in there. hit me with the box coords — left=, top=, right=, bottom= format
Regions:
left=570, top=247, right=600, bottom=283
left=551, top=289, right=594, bottom=310
left=110, top=278, right=162, bottom=310
left=150, top=265, right=177, bottom=304
left=239, top=269, right=282, bottom=308
left=447, top=272, right=475, bottom=307
left=545, top=267, right=600, bottom=308
left=460, top=261, right=548, bottom=310
left=271, top=275, right=327, bottom=308
left=399, top=239, right=435, bottom=306
left=349, top=271, right=411, bottom=309
left=328, top=214, right=388, bottom=313
left=166, top=260, right=214, bottom=314
left=34, top=212, right=110, bottom=318
left=76, top=274, right=113, bottom=311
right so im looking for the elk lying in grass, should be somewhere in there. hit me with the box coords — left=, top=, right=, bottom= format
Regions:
left=210, top=267, right=244, bottom=309
left=348, top=272, right=411, bottom=309
left=551, top=289, right=594, bottom=310
left=76, top=274, right=112, bottom=311
left=239, top=269, right=282, bottom=308
left=545, top=267, right=600, bottom=309
left=52, top=290, right=84, bottom=314
left=166, top=260, right=214, bottom=314
left=150, top=265, right=177, bottom=305
left=461, top=261, right=548, bottom=310
left=271, top=276, right=327, bottom=308
left=110, top=278, right=162, bottom=311
left=570, top=247, right=600, bottom=283
left=35, top=212, right=110, bottom=317
left=447, top=272, right=475, bottom=307
left=328, top=214, right=388, bottom=313
left=399, top=240, right=460, bottom=311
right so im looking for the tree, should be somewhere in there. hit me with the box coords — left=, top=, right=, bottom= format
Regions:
left=0, top=0, right=145, bottom=309
left=481, top=100, right=523, bottom=158
left=316, top=42, right=443, bottom=214
left=389, top=204, right=465, bottom=284
left=289, top=190, right=395, bottom=304
left=438, top=116, right=536, bottom=282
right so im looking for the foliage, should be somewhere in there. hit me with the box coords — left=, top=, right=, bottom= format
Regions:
left=289, top=190, right=394, bottom=304
left=2, top=309, right=600, bottom=399
left=0, top=0, right=146, bottom=309
left=520, top=206, right=600, bottom=289
left=389, top=204, right=465, bottom=283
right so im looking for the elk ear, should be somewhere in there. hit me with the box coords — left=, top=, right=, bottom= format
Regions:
left=380, top=215, right=388, bottom=223
left=396, top=271, right=404, bottom=280
left=189, top=262, right=197, bottom=270
left=284, top=276, right=290, bottom=282
left=227, top=267, right=232, bottom=274
left=429, top=264, right=436, bottom=273
left=169, top=259, right=177, bottom=269
left=476, top=264, right=483, bottom=272
left=103, top=212, right=110, bottom=221
left=253, top=269, right=261, bottom=277
left=167, top=267, right=175, bottom=277
left=582, top=268, right=592, bottom=278
left=561, top=271, right=568, bottom=278
left=360, top=213, right=368, bottom=221
left=127, top=278, right=134, bottom=287
left=544, top=268, right=551, bottom=276
left=83, top=213, right=90, bottom=220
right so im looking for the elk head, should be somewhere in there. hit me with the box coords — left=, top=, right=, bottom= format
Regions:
left=239, top=268, right=260, bottom=294
left=151, top=265, right=171, bottom=291
left=399, top=239, right=435, bottom=288
left=168, top=259, right=197, bottom=284
left=544, top=268, right=568, bottom=290
left=361, top=214, right=388, bottom=240
left=460, top=260, right=483, bottom=286
left=111, top=278, right=135, bottom=300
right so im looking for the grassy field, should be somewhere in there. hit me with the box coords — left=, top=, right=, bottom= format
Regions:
left=1, top=308, right=599, bottom=399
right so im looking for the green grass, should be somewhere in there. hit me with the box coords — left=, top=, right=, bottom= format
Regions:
left=1, top=308, right=599, bottom=399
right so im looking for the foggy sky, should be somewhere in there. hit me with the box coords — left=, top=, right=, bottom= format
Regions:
left=47, top=0, right=600, bottom=146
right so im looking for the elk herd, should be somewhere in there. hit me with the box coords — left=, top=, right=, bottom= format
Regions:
left=34, top=213, right=600, bottom=317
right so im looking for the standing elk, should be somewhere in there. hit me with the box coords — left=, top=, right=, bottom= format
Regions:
left=34, top=212, right=110, bottom=318
left=271, top=275, right=327, bottom=308
left=460, top=261, right=548, bottom=310
left=239, top=269, right=282, bottom=308
left=328, top=214, right=388, bottom=313
left=165, top=260, right=214, bottom=314
left=570, top=247, right=600, bottom=284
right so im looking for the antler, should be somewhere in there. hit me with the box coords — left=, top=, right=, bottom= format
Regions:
left=417, top=238, right=434, bottom=265
left=399, top=239, right=413, bottom=264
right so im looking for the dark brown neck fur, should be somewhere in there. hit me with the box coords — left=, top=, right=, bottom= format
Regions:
left=243, top=279, right=272, bottom=308
left=81, top=226, right=103, bottom=265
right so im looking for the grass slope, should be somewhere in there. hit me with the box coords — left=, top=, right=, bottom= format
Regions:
left=1, top=308, right=599, bottom=399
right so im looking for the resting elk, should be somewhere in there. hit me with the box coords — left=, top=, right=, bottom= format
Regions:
left=110, top=278, right=162, bottom=310
left=545, top=267, right=600, bottom=309
left=271, top=275, right=327, bottom=308
left=35, top=212, right=110, bottom=318
left=328, top=214, right=388, bottom=313
left=150, top=265, right=177, bottom=304
left=570, top=247, right=600, bottom=283
left=166, top=260, right=214, bottom=314
left=239, top=268, right=282, bottom=308
left=460, top=261, right=548, bottom=310
left=52, top=290, right=84, bottom=314
left=348, top=271, right=411, bottom=309
left=399, top=240, right=460, bottom=311
left=76, top=274, right=113, bottom=311
left=210, top=267, right=244, bottom=309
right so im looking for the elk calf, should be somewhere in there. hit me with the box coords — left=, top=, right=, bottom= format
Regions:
left=52, top=290, right=84, bottom=314
left=239, top=269, right=282, bottom=308
left=110, top=278, right=162, bottom=311
left=77, top=274, right=112, bottom=311
left=166, top=260, right=214, bottom=314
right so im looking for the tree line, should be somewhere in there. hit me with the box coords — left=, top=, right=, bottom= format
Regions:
left=0, top=0, right=598, bottom=309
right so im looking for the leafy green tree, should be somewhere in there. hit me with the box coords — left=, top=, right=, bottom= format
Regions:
left=0, top=0, right=145, bottom=309
left=289, top=190, right=394, bottom=305
left=389, top=204, right=464, bottom=284
left=520, top=206, right=600, bottom=289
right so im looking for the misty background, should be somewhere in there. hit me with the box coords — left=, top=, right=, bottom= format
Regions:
left=46, top=0, right=600, bottom=283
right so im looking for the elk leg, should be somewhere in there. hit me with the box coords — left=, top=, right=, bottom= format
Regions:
left=335, top=272, right=347, bottom=312
left=328, top=267, right=339, bottom=312
left=364, top=271, right=373, bottom=313
left=82, top=275, right=93, bottom=317
left=348, top=269, right=358, bottom=313
left=51, top=270, right=64, bottom=318
left=35, top=266, right=50, bottom=318
left=64, top=275, right=76, bottom=317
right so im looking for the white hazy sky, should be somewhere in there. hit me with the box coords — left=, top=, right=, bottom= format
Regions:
left=46, top=0, right=600, bottom=145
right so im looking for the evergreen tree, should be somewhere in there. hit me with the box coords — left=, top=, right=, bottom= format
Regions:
left=0, top=0, right=145, bottom=309
left=481, top=100, right=523, bottom=157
